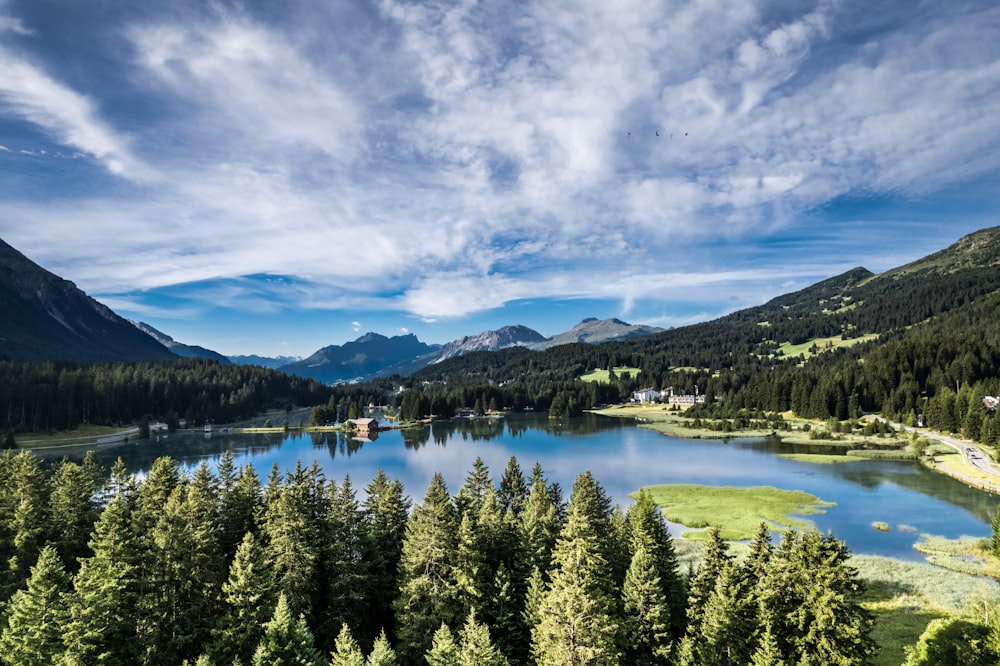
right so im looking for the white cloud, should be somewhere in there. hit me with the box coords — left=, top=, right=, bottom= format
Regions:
left=0, top=52, right=151, bottom=179
left=1, top=0, right=999, bottom=330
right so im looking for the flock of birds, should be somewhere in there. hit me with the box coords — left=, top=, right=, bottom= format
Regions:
left=628, top=130, right=687, bottom=138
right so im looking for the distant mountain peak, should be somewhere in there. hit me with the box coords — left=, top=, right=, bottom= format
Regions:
left=530, top=317, right=664, bottom=350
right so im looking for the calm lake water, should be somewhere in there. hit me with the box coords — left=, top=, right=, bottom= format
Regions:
left=93, top=413, right=998, bottom=561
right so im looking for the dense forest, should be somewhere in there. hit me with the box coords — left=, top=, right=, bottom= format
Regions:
left=0, top=449, right=881, bottom=665
left=0, top=359, right=333, bottom=435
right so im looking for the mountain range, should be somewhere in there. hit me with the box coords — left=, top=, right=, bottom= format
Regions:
left=7, top=225, right=1000, bottom=387
left=0, top=238, right=665, bottom=380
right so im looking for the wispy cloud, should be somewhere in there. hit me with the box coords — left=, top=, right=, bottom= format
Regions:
left=0, top=0, right=997, bottom=344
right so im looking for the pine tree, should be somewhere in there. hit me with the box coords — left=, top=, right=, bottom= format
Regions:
left=261, top=462, right=327, bottom=622
left=990, top=504, right=1000, bottom=558
left=620, top=542, right=672, bottom=664
left=425, top=624, right=460, bottom=666
left=697, top=561, right=756, bottom=665
left=498, top=456, right=527, bottom=517
left=211, top=532, right=277, bottom=666
left=140, top=478, right=224, bottom=665
left=457, top=610, right=509, bottom=666
left=750, top=621, right=788, bottom=666
left=625, top=488, right=685, bottom=640
left=0, top=545, right=70, bottom=665
left=251, top=593, right=325, bottom=666
left=531, top=473, right=620, bottom=665
left=61, top=495, right=145, bottom=665
left=393, top=472, right=460, bottom=662
left=365, top=630, right=398, bottom=666
left=219, top=461, right=264, bottom=561
left=683, top=526, right=731, bottom=636
left=324, top=476, right=372, bottom=640
left=47, top=460, right=100, bottom=570
left=330, top=623, right=365, bottom=666
left=760, top=529, right=876, bottom=665
left=362, top=470, right=410, bottom=643
left=520, top=463, right=561, bottom=573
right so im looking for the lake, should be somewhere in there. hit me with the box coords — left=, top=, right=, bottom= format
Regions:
left=95, top=412, right=998, bottom=561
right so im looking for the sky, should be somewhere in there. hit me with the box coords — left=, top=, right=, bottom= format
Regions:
left=0, top=0, right=998, bottom=358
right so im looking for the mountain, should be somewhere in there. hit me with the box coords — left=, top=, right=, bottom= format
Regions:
left=280, top=332, right=440, bottom=383
left=433, top=325, right=547, bottom=363
left=411, top=225, right=1000, bottom=391
left=229, top=354, right=302, bottom=369
left=0, top=238, right=175, bottom=362
left=529, top=317, right=664, bottom=350
left=132, top=321, right=232, bottom=364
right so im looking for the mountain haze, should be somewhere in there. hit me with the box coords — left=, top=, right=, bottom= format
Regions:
left=132, top=321, right=231, bottom=364
left=279, top=333, right=440, bottom=384
left=529, top=317, right=665, bottom=350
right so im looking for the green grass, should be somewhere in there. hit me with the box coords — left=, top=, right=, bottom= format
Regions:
left=853, top=555, right=996, bottom=666
left=912, top=534, right=1000, bottom=578
left=578, top=366, right=642, bottom=383
left=634, top=483, right=835, bottom=541
left=779, top=453, right=869, bottom=464
left=776, top=333, right=879, bottom=360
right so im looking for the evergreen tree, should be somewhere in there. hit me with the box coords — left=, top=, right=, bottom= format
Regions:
left=625, top=488, right=685, bottom=640
left=498, top=456, right=527, bottom=517
left=219, top=461, right=264, bottom=561
left=760, top=529, right=876, bottom=665
left=330, top=623, right=365, bottom=666
left=211, top=532, right=277, bottom=666
left=47, top=459, right=100, bottom=570
left=324, top=476, right=372, bottom=640
left=683, top=526, right=731, bottom=636
left=750, top=621, right=789, bottom=666
left=457, top=610, right=509, bottom=666
left=362, top=470, right=410, bottom=643
left=520, top=463, right=561, bottom=573
left=990, top=504, right=1000, bottom=558
left=393, top=472, right=460, bottom=662
left=0, top=545, right=70, bottom=665
left=61, top=495, right=145, bottom=666
left=531, top=474, right=620, bottom=666
left=697, top=561, right=756, bottom=665
left=251, top=593, right=325, bottom=666
left=140, top=478, right=224, bottom=665
left=365, top=630, right=398, bottom=666
left=425, top=624, right=459, bottom=666
left=261, top=462, right=327, bottom=622
left=620, top=542, right=672, bottom=664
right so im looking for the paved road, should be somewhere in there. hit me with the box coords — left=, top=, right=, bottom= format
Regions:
left=882, top=417, right=1000, bottom=478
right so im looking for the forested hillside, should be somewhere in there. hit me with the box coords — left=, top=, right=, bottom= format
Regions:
left=349, top=226, right=1000, bottom=444
left=0, top=450, right=875, bottom=665
left=0, top=359, right=333, bottom=434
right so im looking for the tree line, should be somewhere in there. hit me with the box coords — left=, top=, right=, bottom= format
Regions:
left=0, top=359, right=333, bottom=435
left=0, top=449, right=876, bottom=665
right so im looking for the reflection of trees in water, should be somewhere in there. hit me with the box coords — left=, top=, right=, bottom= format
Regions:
left=734, top=435, right=1000, bottom=523
left=399, top=412, right=630, bottom=450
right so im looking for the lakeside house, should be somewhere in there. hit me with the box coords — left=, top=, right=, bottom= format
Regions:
left=348, top=418, right=378, bottom=435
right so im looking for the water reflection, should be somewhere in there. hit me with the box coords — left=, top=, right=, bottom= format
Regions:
left=59, top=412, right=1000, bottom=560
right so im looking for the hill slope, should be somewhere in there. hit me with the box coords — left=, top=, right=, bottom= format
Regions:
left=0, top=239, right=175, bottom=362
left=132, top=321, right=232, bottom=364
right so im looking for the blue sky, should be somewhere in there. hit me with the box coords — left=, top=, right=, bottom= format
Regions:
left=1, top=0, right=998, bottom=358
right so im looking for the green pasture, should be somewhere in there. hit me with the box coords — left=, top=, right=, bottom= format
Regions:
left=634, top=483, right=835, bottom=541
left=776, top=333, right=879, bottom=360
left=578, top=366, right=642, bottom=383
